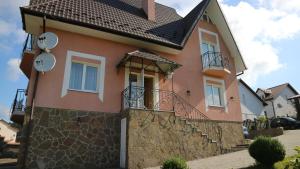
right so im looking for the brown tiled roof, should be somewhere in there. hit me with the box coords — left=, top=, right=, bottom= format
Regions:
left=21, top=0, right=209, bottom=49
left=260, top=83, right=299, bottom=100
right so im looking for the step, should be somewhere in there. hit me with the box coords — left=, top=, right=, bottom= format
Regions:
left=211, top=140, right=217, bottom=143
left=236, top=144, right=250, bottom=148
left=201, top=133, right=208, bottom=137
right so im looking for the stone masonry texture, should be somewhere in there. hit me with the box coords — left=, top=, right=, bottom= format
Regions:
left=126, top=110, right=244, bottom=169
left=21, top=107, right=121, bottom=169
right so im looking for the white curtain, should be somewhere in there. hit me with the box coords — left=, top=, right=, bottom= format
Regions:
left=70, top=62, right=83, bottom=90
left=85, top=66, right=97, bottom=91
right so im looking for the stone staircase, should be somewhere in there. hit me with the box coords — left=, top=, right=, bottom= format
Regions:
left=169, top=92, right=246, bottom=154
left=0, top=136, right=19, bottom=169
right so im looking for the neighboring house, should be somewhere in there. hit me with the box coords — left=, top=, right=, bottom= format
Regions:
left=11, top=0, right=247, bottom=168
left=288, top=95, right=300, bottom=120
left=0, top=120, right=19, bottom=144
left=257, top=83, right=299, bottom=119
left=238, top=79, right=267, bottom=120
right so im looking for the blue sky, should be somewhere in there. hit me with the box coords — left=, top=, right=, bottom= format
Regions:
left=0, top=0, right=300, bottom=121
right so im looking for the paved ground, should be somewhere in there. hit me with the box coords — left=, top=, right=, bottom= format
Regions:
left=147, top=130, right=300, bottom=169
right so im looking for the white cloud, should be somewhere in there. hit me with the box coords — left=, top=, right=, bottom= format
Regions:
left=259, top=0, right=300, bottom=14
left=6, top=58, right=22, bottom=82
left=0, top=103, right=10, bottom=121
left=219, top=1, right=300, bottom=85
left=157, top=0, right=300, bottom=86
left=0, top=0, right=28, bottom=51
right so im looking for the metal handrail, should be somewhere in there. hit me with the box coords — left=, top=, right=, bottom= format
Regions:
left=10, top=89, right=26, bottom=116
left=121, top=86, right=209, bottom=120
left=201, top=52, right=230, bottom=70
left=21, top=34, right=34, bottom=58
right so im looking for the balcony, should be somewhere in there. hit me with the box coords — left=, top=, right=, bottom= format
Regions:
left=121, top=86, right=208, bottom=120
left=202, top=52, right=231, bottom=78
left=10, top=89, right=26, bottom=125
left=20, top=34, right=36, bottom=79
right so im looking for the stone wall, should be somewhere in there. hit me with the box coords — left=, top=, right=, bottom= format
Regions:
left=249, top=128, right=284, bottom=139
left=20, top=107, right=120, bottom=169
left=126, top=110, right=244, bottom=169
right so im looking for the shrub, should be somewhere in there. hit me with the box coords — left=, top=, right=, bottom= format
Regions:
left=257, top=116, right=267, bottom=123
left=162, top=157, right=190, bottom=169
left=249, top=136, right=286, bottom=167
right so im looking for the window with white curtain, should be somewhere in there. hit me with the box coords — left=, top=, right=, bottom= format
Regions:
left=206, top=84, right=224, bottom=107
left=69, top=62, right=98, bottom=92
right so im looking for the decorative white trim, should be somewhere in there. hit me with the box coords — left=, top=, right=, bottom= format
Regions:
left=199, top=28, right=221, bottom=53
left=203, top=76, right=228, bottom=112
left=61, top=50, right=106, bottom=101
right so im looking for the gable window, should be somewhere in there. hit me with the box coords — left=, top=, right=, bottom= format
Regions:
left=201, top=42, right=217, bottom=54
left=69, top=62, right=98, bottom=92
left=206, top=84, right=224, bottom=107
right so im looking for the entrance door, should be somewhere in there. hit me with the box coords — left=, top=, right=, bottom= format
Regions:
left=129, top=74, right=143, bottom=108
left=144, top=77, right=154, bottom=109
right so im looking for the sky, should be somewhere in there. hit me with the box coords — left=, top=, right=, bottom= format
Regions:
left=0, top=0, right=300, bottom=121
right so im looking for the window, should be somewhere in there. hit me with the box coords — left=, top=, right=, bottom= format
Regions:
left=201, top=42, right=216, bottom=54
left=206, top=84, right=224, bottom=107
left=69, top=62, right=98, bottom=92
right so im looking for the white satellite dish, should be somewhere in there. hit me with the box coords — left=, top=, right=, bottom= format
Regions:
left=34, top=52, right=56, bottom=72
left=37, top=32, right=58, bottom=50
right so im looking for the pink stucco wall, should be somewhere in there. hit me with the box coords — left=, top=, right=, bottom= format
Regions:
left=26, top=20, right=242, bottom=122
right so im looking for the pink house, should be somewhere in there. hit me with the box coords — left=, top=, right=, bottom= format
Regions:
left=11, top=0, right=247, bottom=168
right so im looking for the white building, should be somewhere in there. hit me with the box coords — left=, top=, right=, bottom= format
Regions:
left=257, top=83, right=299, bottom=119
left=0, top=120, right=19, bottom=143
left=238, top=79, right=267, bottom=120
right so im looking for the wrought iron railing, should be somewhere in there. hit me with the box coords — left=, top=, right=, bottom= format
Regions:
left=121, top=86, right=209, bottom=120
left=202, top=52, right=230, bottom=70
left=10, top=89, right=26, bottom=115
left=21, top=34, right=34, bottom=58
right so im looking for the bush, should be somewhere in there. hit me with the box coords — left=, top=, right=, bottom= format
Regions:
left=162, top=157, right=190, bottom=169
left=249, top=136, right=286, bottom=167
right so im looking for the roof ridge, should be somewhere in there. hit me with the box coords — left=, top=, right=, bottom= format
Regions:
left=267, top=83, right=289, bottom=90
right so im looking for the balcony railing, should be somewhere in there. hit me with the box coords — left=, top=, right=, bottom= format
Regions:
left=21, top=34, right=34, bottom=57
left=121, top=86, right=209, bottom=120
left=202, top=52, right=230, bottom=70
left=10, top=89, right=26, bottom=116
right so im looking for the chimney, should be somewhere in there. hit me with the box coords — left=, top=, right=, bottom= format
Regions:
left=142, top=0, right=155, bottom=22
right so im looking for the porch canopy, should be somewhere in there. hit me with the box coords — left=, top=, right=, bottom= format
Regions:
left=117, top=49, right=181, bottom=75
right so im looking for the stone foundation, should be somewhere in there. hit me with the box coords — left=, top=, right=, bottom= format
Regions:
left=18, top=107, right=244, bottom=169
left=249, top=128, right=284, bottom=139
left=20, top=107, right=121, bottom=169
left=125, top=110, right=244, bottom=169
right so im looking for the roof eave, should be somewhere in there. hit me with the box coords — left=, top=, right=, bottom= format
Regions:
left=180, top=0, right=210, bottom=48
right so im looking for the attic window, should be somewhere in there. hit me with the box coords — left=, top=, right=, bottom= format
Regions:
left=201, top=13, right=213, bottom=24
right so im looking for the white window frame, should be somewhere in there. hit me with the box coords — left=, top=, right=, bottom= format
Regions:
left=69, top=61, right=99, bottom=93
left=204, top=76, right=228, bottom=112
left=199, top=28, right=220, bottom=54
left=62, top=50, right=106, bottom=101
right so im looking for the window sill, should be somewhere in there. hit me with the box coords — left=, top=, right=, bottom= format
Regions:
left=208, top=105, right=225, bottom=109
left=68, top=89, right=98, bottom=94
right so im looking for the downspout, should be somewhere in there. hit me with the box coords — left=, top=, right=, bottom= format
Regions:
left=21, top=16, right=46, bottom=169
